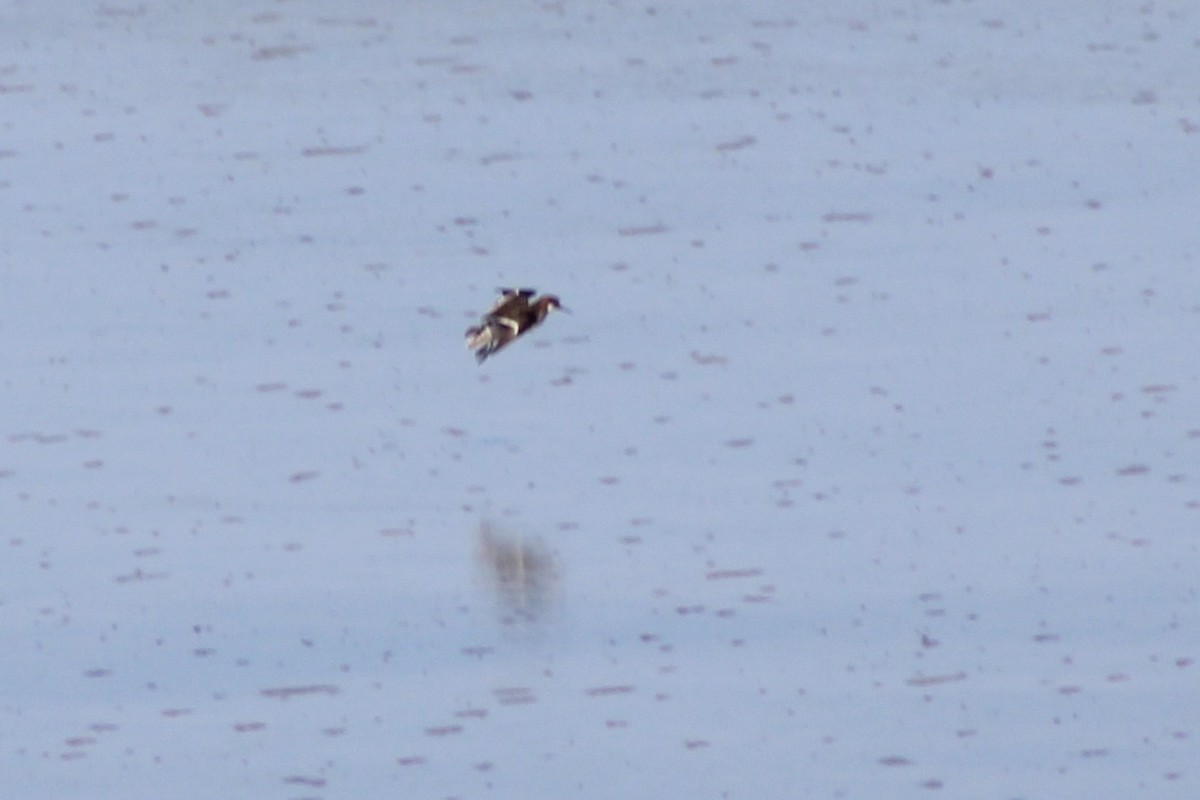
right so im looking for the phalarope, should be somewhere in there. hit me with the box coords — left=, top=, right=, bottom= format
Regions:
left=465, top=288, right=569, bottom=364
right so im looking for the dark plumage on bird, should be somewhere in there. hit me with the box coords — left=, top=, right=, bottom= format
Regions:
left=465, top=288, right=569, bottom=363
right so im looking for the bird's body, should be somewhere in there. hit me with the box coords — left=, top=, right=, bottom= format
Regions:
left=465, top=288, right=568, bottom=363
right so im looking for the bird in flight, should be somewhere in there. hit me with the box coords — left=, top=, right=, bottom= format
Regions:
left=465, top=288, right=569, bottom=364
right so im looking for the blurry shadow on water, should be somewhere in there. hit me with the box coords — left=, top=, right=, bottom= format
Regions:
left=474, top=520, right=561, bottom=626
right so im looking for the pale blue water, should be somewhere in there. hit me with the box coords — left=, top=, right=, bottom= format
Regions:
left=2, top=2, right=1198, bottom=798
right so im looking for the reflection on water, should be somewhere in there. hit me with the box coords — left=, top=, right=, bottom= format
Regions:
left=474, top=521, right=561, bottom=624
